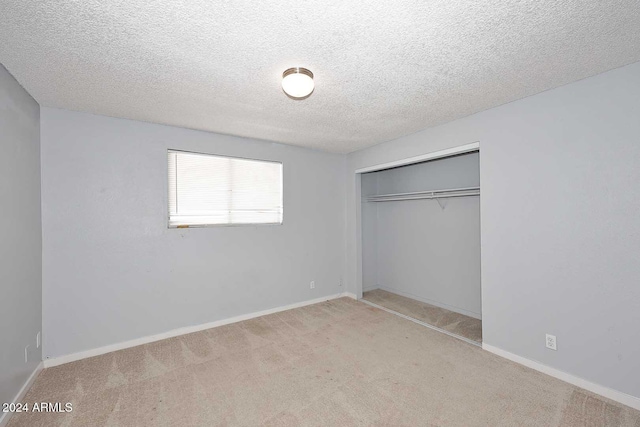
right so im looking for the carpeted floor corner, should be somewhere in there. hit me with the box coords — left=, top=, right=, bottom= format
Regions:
left=8, top=297, right=640, bottom=426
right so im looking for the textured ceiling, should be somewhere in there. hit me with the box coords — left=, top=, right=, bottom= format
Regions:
left=1, top=1, right=640, bottom=153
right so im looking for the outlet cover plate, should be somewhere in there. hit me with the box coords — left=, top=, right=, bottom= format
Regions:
left=546, top=334, right=557, bottom=351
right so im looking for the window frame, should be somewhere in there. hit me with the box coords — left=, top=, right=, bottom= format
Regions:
left=167, top=149, right=284, bottom=229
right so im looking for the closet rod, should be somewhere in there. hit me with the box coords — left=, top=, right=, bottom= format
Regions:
left=365, top=186, right=480, bottom=202
left=366, top=193, right=479, bottom=202
left=367, top=186, right=479, bottom=198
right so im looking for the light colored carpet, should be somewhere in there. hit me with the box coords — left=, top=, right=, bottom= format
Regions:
left=8, top=297, right=639, bottom=426
left=363, top=289, right=483, bottom=343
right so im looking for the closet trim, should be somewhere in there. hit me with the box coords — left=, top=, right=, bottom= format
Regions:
left=355, top=141, right=479, bottom=174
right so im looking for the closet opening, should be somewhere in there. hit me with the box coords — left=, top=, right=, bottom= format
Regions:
left=358, top=147, right=481, bottom=345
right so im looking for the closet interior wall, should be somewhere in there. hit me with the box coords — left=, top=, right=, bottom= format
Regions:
left=361, top=152, right=481, bottom=319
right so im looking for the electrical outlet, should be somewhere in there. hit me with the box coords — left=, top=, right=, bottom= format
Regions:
left=37, top=331, right=41, bottom=348
left=310, top=281, right=315, bottom=289
left=546, top=334, right=557, bottom=351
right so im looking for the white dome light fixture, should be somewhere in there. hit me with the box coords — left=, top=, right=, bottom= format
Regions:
left=282, top=67, right=314, bottom=100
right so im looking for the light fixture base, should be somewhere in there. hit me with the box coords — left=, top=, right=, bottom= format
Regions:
left=282, top=67, right=314, bottom=100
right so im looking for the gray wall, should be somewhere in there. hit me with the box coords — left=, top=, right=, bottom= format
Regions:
left=360, top=173, right=378, bottom=291
left=40, top=108, right=346, bottom=359
left=0, top=65, right=42, bottom=406
left=362, top=153, right=481, bottom=318
left=347, top=61, right=640, bottom=398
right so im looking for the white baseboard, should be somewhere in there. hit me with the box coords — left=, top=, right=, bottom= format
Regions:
left=483, top=343, right=640, bottom=411
left=0, top=362, right=44, bottom=427
left=377, top=285, right=482, bottom=320
left=44, top=292, right=351, bottom=368
left=342, top=292, right=357, bottom=300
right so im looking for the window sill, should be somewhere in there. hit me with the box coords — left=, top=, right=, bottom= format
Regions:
left=168, top=222, right=283, bottom=229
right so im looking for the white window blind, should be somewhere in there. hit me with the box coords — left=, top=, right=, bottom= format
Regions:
left=168, top=150, right=283, bottom=227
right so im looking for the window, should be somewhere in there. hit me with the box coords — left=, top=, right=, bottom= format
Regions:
left=168, top=150, right=283, bottom=227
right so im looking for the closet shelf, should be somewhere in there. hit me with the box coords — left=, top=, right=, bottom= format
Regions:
left=364, top=186, right=480, bottom=202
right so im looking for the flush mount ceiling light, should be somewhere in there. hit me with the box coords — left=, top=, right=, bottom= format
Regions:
left=282, top=67, right=314, bottom=100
